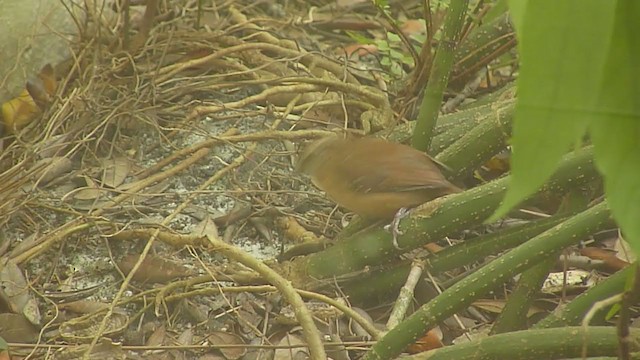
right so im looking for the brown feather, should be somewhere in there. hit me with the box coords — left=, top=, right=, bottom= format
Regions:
left=296, top=136, right=460, bottom=219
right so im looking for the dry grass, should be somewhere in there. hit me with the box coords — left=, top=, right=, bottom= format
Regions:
left=0, top=0, right=400, bottom=357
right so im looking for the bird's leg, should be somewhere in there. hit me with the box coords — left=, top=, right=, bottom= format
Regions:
left=384, top=207, right=411, bottom=249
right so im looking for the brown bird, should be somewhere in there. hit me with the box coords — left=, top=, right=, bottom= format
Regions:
left=296, top=135, right=461, bottom=222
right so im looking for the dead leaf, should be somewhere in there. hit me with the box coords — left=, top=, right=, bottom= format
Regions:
left=273, top=333, right=308, bottom=360
left=614, top=235, right=636, bottom=263
left=192, top=215, right=219, bottom=239
left=116, top=254, right=192, bottom=284
left=177, top=327, right=194, bottom=346
left=400, top=19, right=426, bottom=37
left=37, top=133, right=71, bottom=158
left=58, top=300, right=109, bottom=314
left=32, top=156, right=72, bottom=185
left=580, top=247, right=630, bottom=272
left=0, top=259, right=41, bottom=325
left=342, top=43, right=379, bottom=57
left=0, top=313, right=38, bottom=342
left=60, top=311, right=128, bottom=341
left=146, top=324, right=166, bottom=346
left=207, top=331, right=246, bottom=360
left=179, top=299, right=209, bottom=323
left=407, top=327, right=444, bottom=353
left=102, top=157, right=131, bottom=188
left=54, top=338, right=125, bottom=359
left=68, top=176, right=105, bottom=201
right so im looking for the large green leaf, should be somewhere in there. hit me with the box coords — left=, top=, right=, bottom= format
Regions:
left=589, top=2, right=640, bottom=253
left=491, top=1, right=617, bottom=220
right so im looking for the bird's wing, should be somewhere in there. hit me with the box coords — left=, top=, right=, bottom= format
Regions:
left=335, top=147, right=453, bottom=194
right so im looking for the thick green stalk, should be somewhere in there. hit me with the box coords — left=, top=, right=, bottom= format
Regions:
left=364, top=201, right=612, bottom=359
left=490, top=255, right=557, bottom=334
left=491, top=189, right=593, bottom=334
left=450, top=13, right=517, bottom=88
left=386, top=96, right=514, bottom=154
left=402, top=326, right=640, bottom=360
left=298, top=146, right=597, bottom=279
left=344, top=215, right=568, bottom=305
left=436, top=100, right=514, bottom=179
left=411, top=0, right=470, bottom=151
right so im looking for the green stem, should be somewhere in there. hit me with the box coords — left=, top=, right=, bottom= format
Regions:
left=491, top=255, right=557, bottom=334
left=436, top=99, right=514, bottom=179
left=345, top=215, right=568, bottom=305
left=401, top=326, right=639, bottom=360
left=411, top=0, right=470, bottom=151
left=364, top=201, right=612, bottom=359
left=299, top=146, right=597, bottom=278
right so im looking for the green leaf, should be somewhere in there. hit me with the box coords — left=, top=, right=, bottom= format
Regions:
left=346, top=31, right=373, bottom=45
left=490, top=1, right=617, bottom=221
left=487, top=0, right=511, bottom=23
left=589, top=1, right=640, bottom=253
left=373, top=0, right=389, bottom=11
left=506, top=0, right=526, bottom=33
left=387, top=32, right=401, bottom=43
left=377, top=40, right=390, bottom=51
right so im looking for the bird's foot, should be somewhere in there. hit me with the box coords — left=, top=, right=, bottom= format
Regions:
left=384, top=207, right=411, bottom=249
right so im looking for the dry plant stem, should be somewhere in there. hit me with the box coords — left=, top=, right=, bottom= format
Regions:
left=11, top=148, right=211, bottom=264
left=166, top=283, right=381, bottom=341
left=136, top=128, right=240, bottom=178
left=205, top=235, right=326, bottom=359
left=581, top=294, right=624, bottom=329
left=170, top=284, right=381, bottom=340
left=271, top=99, right=376, bottom=116
left=185, top=84, right=319, bottom=122
left=227, top=6, right=360, bottom=85
left=151, top=279, right=379, bottom=340
left=581, top=293, right=624, bottom=359
left=442, top=70, right=484, bottom=113
left=10, top=342, right=370, bottom=353
left=411, top=0, right=470, bottom=151
left=15, top=342, right=375, bottom=354
left=459, top=0, right=484, bottom=40
left=274, top=77, right=388, bottom=104
left=110, top=228, right=210, bottom=248
left=155, top=42, right=296, bottom=83
left=294, top=290, right=382, bottom=341
left=142, top=128, right=334, bottom=179
left=187, top=77, right=387, bottom=122
left=83, top=145, right=257, bottom=357
left=376, top=6, right=420, bottom=64
left=127, top=0, right=158, bottom=52
left=387, top=260, right=425, bottom=330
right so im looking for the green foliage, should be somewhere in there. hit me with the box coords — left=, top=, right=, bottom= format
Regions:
left=346, top=31, right=413, bottom=80
left=493, top=1, right=640, bottom=252
left=372, top=0, right=389, bottom=11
